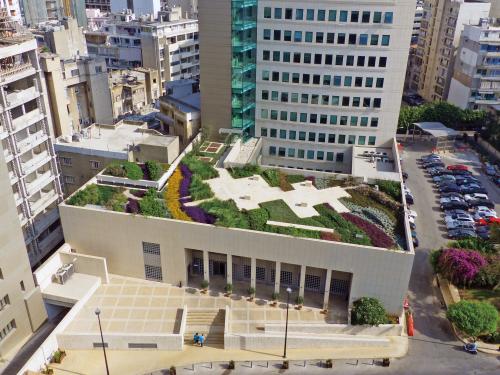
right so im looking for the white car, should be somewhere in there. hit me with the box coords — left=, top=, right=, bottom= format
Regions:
left=464, top=193, right=489, bottom=202
left=446, top=220, right=475, bottom=230
left=445, top=214, right=474, bottom=224
left=473, top=207, right=497, bottom=220
left=440, top=196, right=464, bottom=205
left=408, top=210, right=418, bottom=218
left=475, top=206, right=497, bottom=215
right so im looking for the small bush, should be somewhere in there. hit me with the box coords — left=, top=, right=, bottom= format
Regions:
left=271, top=292, right=280, bottom=301
left=169, top=365, right=176, bottom=375
left=261, top=169, right=280, bottom=187
left=295, top=296, right=304, bottom=305
left=139, top=189, right=167, bottom=217
left=286, top=174, right=306, bottom=184
left=473, top=259, right=500, bottom=288
left=341, top=213, right=395, bottom=248
left=200, top=280, right=209, bottom=290
left=67, top=184, right=126, bottom=212
left=282, top=360, right=289, bottom=370
left=189, top=175, right=214, bottom=201
left=248, top=286, right=256, bottom=296
left=199, top=199, right=250, bottom=229
left=228, top=164, right=261, bottom=178
left=228, top=360, right=235, bottom=370
left=279, top=172, right=293, bottom=191
left=481, top=331, right=500, bottom=344
left=247, top=208, right=269, bottom=231
left=438, top=248, right=487, bottom=286
left=429, top=249, right=443, bottom=273
left=351, top=297, right=389, bottom=326
left=225, top=283, right=233, bottom=293
left=182, top=154, right=219, bottom=180
left=447, top=300, right=498, bottom=338
left=325, top=359, right=333, bottom=368
left=105, top=162, right=126, bottom=177
left=124, top=161, right=143, bottom=180
left=145, top=160, right=163, bottom=180
left=448, top=238, right=496, bottom=255
left=320, top=231, right=342, bottom=242
left=376, top=180, right=402, bottom=201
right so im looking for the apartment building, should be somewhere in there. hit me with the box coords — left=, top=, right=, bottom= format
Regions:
left=109, top=68, right=160, bottom=118
left=111, top=0, right=161, bottom=18
left=200, top=0, right=415, bottom=173
left=0, top=36, right=64, bottom=267
left=162, top=0, right=198, bottom=19
left=413, top=1, right=424, bottom=43
left=86, top=0, right=110, bottom=13
left=19, top=0, right=49, bottom=26
left=0, top=137, right=47, bottom=364
left=411, top=0, right=491, bottom=102
left=0, top=0, right=21, bottom=23
left=448, top=19, right=500, bottom=111
left=158, top=78, right=200, bottom=147
left=85, top=9, right=199, bottom=92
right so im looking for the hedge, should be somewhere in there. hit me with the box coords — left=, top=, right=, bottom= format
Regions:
left=145, top=160, right=163, bottom=181
left=140, top=188, right=167, bottom=217
left=67, top=184, right=127, bottom=212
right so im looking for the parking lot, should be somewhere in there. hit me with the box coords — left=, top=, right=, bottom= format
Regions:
left=401, top=142, right=500, bottom=245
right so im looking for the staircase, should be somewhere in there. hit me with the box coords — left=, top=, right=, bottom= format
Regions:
left=184, top=309, right=225, bottom=348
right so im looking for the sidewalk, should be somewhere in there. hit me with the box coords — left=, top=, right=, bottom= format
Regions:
left=51, top=337, right=408, bottom=375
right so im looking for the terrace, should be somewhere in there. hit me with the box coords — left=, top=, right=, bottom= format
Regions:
left=66, top=138, right=409, bottom=251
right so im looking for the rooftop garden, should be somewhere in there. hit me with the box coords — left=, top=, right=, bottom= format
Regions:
left=67, top=184, right=128, bottom=212
left=104, top=160, right=168, bottom=181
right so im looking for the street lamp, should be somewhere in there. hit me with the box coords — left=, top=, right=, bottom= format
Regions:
left=95, top=308, right=110, bottom=375
left=283, top=287, right=292, bottom=358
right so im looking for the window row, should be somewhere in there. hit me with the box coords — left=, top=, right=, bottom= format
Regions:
left=262, top=128, right=376, bottom=147
left=260, top=109, right=379, bottom=128
left=261, top=90, right=383, bottom=109
left=263, top=8, right=394, bottom=25
left=261, top=71, right=385, bottom=89
left=269, top=145, right=344, bottom=162
left=262, top=50, right=388, bottom=68
left=263, top=29, right=391, bottom=47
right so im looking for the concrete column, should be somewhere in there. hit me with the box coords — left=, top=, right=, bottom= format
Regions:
left=274, top=261, right=281, bottom=294
left=299, top=265, right=306, bottom=298
left=203, top=250, right=209, bottom=282
left=226, top=254, right=232, bottom=285
left=323, top=269, right=332, bottom=310
left=250, top=257, right=256, bottom=289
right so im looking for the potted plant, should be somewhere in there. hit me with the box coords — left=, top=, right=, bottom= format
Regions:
left=41, top=366, right=54, bottom=375
left=169, top=365, right=177, bottom=375
left=224, top=283, right=233, bottom=297
left=247, top=286, right=256, bottom=301
left=325, top=359, right=333, bottom=368
left=51, top=349, right=66, bottom=364
left=282, top=360, right=289, bottom=370
left=271, top=292, right=280, bottom=307
left=200, top=279, right=209, bottom=293
left=382, top=358, right=390, bottom=367
left=228, top=360, right=235, bottom=370
left=295, top=296, right=304, bottom=309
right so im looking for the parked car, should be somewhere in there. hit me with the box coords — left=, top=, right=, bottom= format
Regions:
left=455, top=176, right=479, bottom=185
left=484, top=163, right=496, bottom=176
left=441, top=201, right=469, bottom=211
left=420, top=154, right=441, bottom=162
left=433, top=175, right=456, bottom=184
left=405, top=193, right=414, bottom=205
left=402, top=172, right=409, bottom=180
left=448, top=228, right=477, bottom=239
left=494, top=177, right=500, bottom=187
left=445, top=216, right=475, bottom=226
left=413, top=237, right=419, bottom=247
left=447, top=164, right=469, bottom=171
left=460, top=186, right=488, bottom=195
left=408, top=210, right=418, bottom=218
left=440, top=192, right=463, bottom=199
left=444, top=209, right=470, bottom=217
left=468, top=199, right=495, bottom=209
left=424, top=161, right=445, bottom=169
left=464, top=193, right=489, bottom=202
left=440, top=196, right=465, bottom=205
left=476, top=217, right=500, bottom=226
left=451, top=169, right=472, bottom=176
left=428, top=167, right=448, bottom=176
left=474, top=206, right=497, bottom=217
left=439, top=184, right=460, bottom=193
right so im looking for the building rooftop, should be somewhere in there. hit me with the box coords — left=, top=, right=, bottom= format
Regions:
left=54, top=120, right=177, bottom=158
left=351, top=146, right=401, bottom=182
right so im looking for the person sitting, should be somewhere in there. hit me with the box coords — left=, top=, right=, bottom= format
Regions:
left=193, top=332, right=199, bottom=345
left=199, top=333, right=205, bottom=347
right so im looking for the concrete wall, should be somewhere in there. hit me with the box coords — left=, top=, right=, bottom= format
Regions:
left=448, top=79, right=471, bottom=110
left=264, top=323, right=403, bottom=336
left=57, top=332, right=183, bottom=350
left=198, top=0, right=232, bottom=140
left=59, top=203, right=414, bottom=315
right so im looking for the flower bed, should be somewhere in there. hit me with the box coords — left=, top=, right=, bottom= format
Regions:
left=67, top=184, right=127, bottom=212
left=341, top=212, right=395, bottom=249
left=165, top=168, right=192, bottom=221
left=126, top=198, right=140, bottom=214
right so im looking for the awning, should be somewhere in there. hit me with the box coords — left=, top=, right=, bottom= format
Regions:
left=412, top=122, right=460, bottom=138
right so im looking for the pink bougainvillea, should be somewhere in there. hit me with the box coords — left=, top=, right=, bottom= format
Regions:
left=438, top=248, right=487, bottom=285
left=341, top=212, right=395, bottom=248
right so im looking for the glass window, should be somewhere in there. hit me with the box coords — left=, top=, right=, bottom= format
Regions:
left=338, top=134, right=346, bottom=144
left=292, top=73, right=300, bottom=83
left=310, top=113, right=317, bottom=123
left=314, top=54, right=322, bottom=64
left=337, top=33, right=346, bottom=44
left=351, top=11, right=359, bottom=22
left=320, top=114, right=328, bottom=124
left=362, top=11, right=370, bottom=23
left=273, top=30, right=281, bottom=40
left=313, top=74, right=321, bottom=84
left=284, top=30, right=292, bottom=41
left=263, top=29, right=271, bottom=40
left=270, top=110, right=278, bottom=120
left=308, top=132, right=316, bottom=142
left=295, top=9, right=304, bottom=20
left=349, top=33, right=357, bottom=44
left=384, top=12, right=393, bottom=24
left=299, top=131, right=306, bottom=140
left=280, top=111, right=287, bottom=121
left=301, top=94, right=309, bottom=104
left=328, top=134, right=335, bottom=143
left=298, top=149, right=305, bottom=158
left=360, top=117, right=369, bottom=127
left=348, top=135, right=356, bottom=144
left=317, top=151, right=324, bottom=160
left=285, top=8, right=293, bottom=19
left=363, top=97, right=371, bottom=107
left=280, top=129, right=287, bottom=139
left=290, top=112, right=298, bottom=121
left=261, top=90, right=269, bottom=100
left=333, top=75, right=341, bottom=86
left=373, top=12, right=382, bottom=23
left=379, top=57, right=387, bottom=67
left=371, top=117, right=379, bottom=127
left=317, top=9, right=326, bottom=21
left=357, top=56, right=365, bottom=66
left=274, top=8, right=282, bottom=19
left=368, top=56, right=376, bottom=67
left=342, top=96, right=350, bottom=106
left=355, top=77, right=363, bottom=87
left=329, top=115, right=337, bottom=125
left=374, top=98, right=382, bottom=108
left=302, top=73, right=310, bottom=83
left=325, top=54, right=333, bottom=65
left=340, top=116, right=348, bottom=125
left=358, top=136, right=366, bottom=145
left=263, top=50, right=270, bottom=60
left=371, top=34, right=379, bottom=45
left=283, top=52, right=291, bottom=62
left=307, top=150, right=315, bottom=160
left=287, top=148, right=295, bottom=157
left=294, top=31, right=302, bottom=42
left=327, top=152, right=334, bottom=161
left=282, top=72, right=290, bottom=82
left=321, top=95, right=329, bottom=105
left=365, top=77, right=373, bottom=87
left=318, top=133, right=326, bottom=142
left=262, top=70, right=269, bottom=80
left=291, top=92, right=299, bottom=102
left=368, top=136, right=376, bottom=145
left=270, top=129, right=277, bottom=137
left=269, top=146, right=276, bottom=155
left=331, top=96, right=339, bottom=106
left=346, top=55, right=354, bottom=66
left=381, top=35, right=390, bottom=46
left=305, top=32, right=313, bottom=43
left=300, top=113, right=307, bottom=123
left=376, top=78, right=384, bottom=88
left=352, top=97, right=360, bottom=107
left=272, top=51, right=280, bottom=61
left=264, top=7, right=271, bottom=18
left=261, top=128, right=268, bottom=136
left=336, top=153, right=344, bottom=162
left=316, top=32, right=324, bottom=43
left=289, top=130, right=296, bottom=139
left=344, top=76, right=352, bottom=86
left=326, top=33, right=335, bottom=43
left=339, top=10, right=348, bottom=22
left=335, top=55, right=344, bottom=65
left=359, top=34, right=368, bottom=45
left=350, top=116, right=358, bottom=126
left=261, top=109, right=268, bottom=118
left=323, top=75, right=331, bottom=85
left=306, top=9, right=314, bottom=21
left=278, top=147, right=286, bottom=157
left=328, top=10, right=337, bottom=21
left=293, top=53, right=301, bottom=63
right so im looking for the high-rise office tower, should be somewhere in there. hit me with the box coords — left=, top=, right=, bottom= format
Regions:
left=85, top=0, right=111, bottom=13
left=0, top=31, right=64, bottom=267
left=199, top=0, right=415, bottom=172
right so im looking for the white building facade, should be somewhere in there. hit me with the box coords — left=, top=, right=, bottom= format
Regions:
left=111, top=0, right=161, bottom=18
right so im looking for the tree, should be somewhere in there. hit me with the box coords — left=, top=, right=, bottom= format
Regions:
left=447, top=300, right=498, bottom=339
left=438, top=248, right=487, bottom=285
left=351, top=297, right=388, bottom=326
left=145, top=160, right=163, bottom=180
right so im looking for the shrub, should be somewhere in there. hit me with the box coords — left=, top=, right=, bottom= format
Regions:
left=123, top=161, right=143, bottom=180
left=67, top=184, right=126, bottom=212
left=200, top=280, right=209, bottom=290
left=473, top=258, right=500, bottom=288
left=438, top=248, right=487, bottom=285
left=481, top=331, right=500, bottom=344
left=325, top=359, right=333, bottom=368
left=126, top=198, right=140, bottom=214
left=108, top=191, right=127, bottom=212
left=320, top=231, right=342, bottom=242
left=248, top=286, right=256, bottom=296
left=225, top=283, right=233, bottom=293
left=448, top=238, right=496, bottom=255
left=145, top=160, right=163, bottom=180
left=130, top=189, right=146, bottom=198
left=169, top=365, right=176, bottom=375
left=376, top=180, right=402, bottom=201
left=182, top=205, right=216, bottom=224
left=179, top=164, right=192, bottom=198
left=351, top=297, right=388, bottom=326
left=189, top=175, right=214, bottom=201
left=279, top=172, right=293, bottom=191
left=429, top=249, right=443, bottom=273
left=295, top=296, right=304, bottom=305
left=182, top=154, right=219, bottom=180
left=447, top=300, right=498, bottom=339
left=247, top=208, right=269, bottom=231
left=228, top=360, right=235, bottom=370
left=105, top=162, right=126, bottom=177
left=271, top=292, right=280, bottom=301
left=286, top=174, right=305, bottom=184
left=228, top=164, right=261, bottom=178
left=341, top=213, right=395, bottom=248
left=139, top=189, right=167, bottom=217
left=199, top=199, right=249, bottom=229
left=282, top=360, right=289, bottom=370
left=261, top=169, right=280, bottom=187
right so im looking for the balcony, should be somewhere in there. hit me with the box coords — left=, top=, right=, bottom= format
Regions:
left=36, top=226, right=64, bottom=261
left=12, top=109, right=45, bottom=133
left=0, top=61, right=36, bottom=84
left=21, top=150, right=51, bottom=176
left=33, top=207, right=60, bottom=234
left=3, top=86, right=39, bottom=109
left=17, top=130, right=48, bottom=152
left=26, top=170, right=54, bottom=196
left=29, top=189, right=58, bottom=217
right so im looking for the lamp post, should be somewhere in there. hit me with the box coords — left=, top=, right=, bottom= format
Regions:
left=283, top=287, right=292, bottom=358
left=95, top=308, right=110, bottom=375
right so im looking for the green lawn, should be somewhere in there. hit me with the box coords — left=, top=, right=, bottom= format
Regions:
left=459, top=288, right=500, bottom=311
